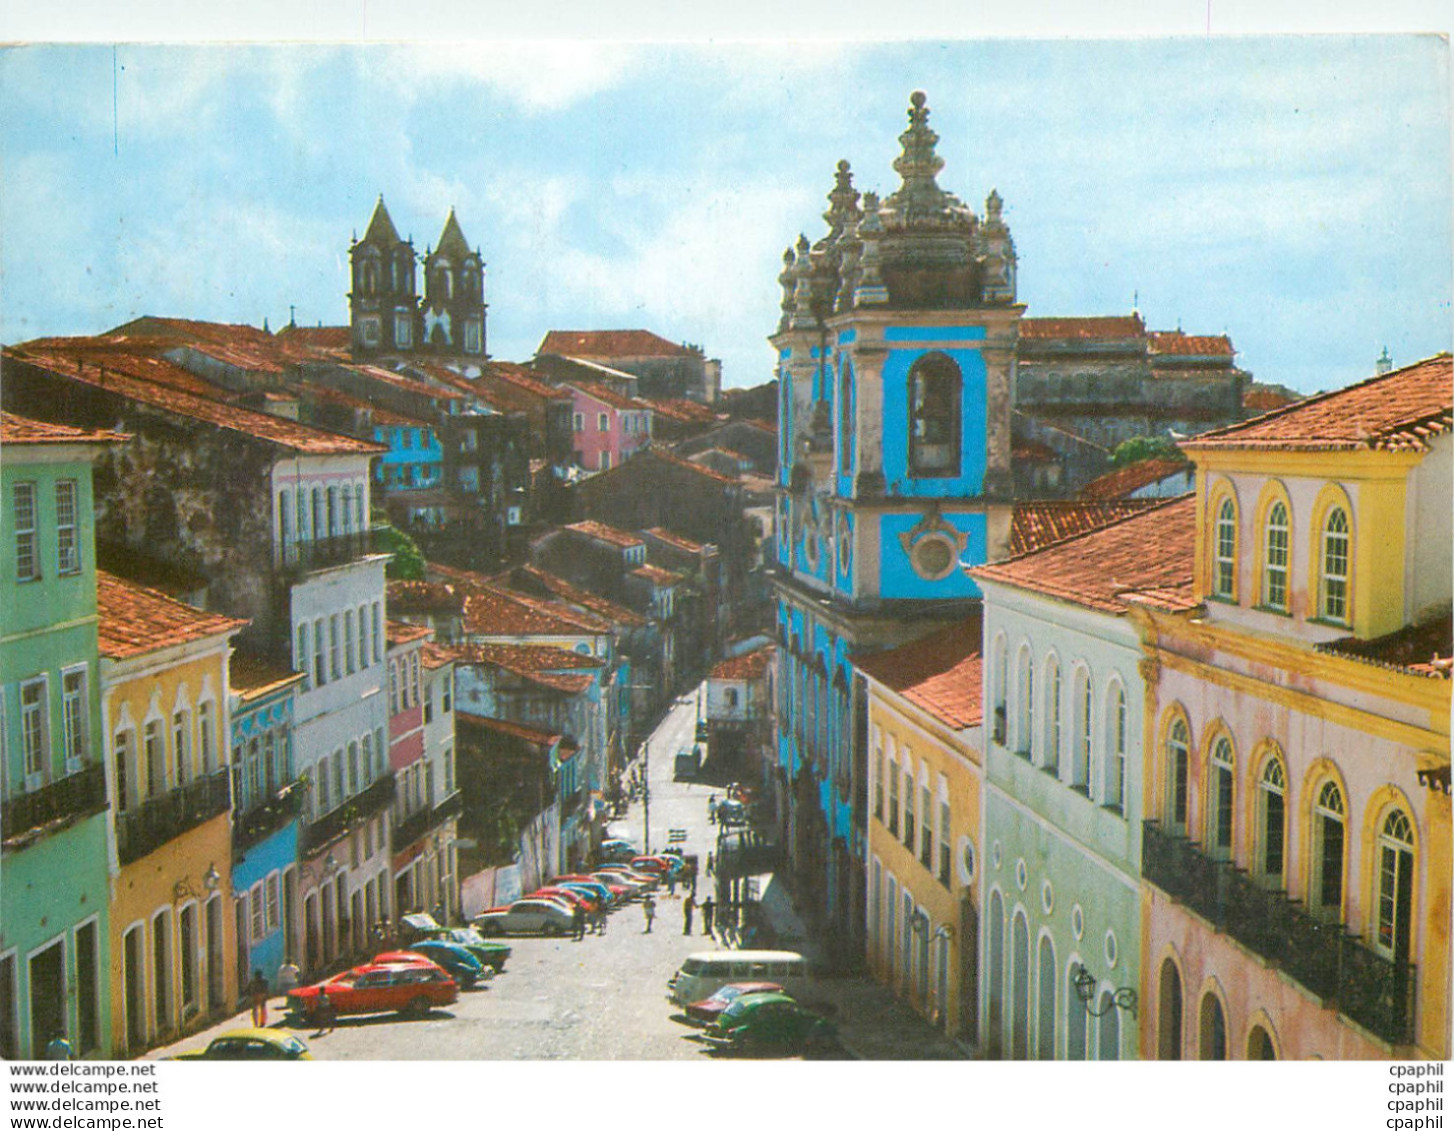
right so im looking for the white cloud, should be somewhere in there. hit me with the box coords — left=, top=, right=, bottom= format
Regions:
left=381, top=42, right=637, bottom=112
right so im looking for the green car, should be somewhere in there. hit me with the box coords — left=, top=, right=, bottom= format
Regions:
left=703, top=992, right=836, bottom=1054
left=400, top=914, right=512, bottom=972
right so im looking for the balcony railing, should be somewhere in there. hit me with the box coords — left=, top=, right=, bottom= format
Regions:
left=391, top=789, right=464, bottom=848
left=2, top=762, right=108, bottom=849
left=1143, top=821, right=1415, bottom=1045
left=232, top=780, right=305, bottom=854
left=302, top=772, right=396, bottom=855
left=276, top=529, right=386, bottom=575
left=116, top=769, right=231, bottom=865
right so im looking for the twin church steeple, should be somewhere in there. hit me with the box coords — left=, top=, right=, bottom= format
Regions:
left=348, top=197, right=487, bottom=358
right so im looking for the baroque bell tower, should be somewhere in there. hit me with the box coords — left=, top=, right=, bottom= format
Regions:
left=349, top=196, right=419, bottom=354
left=422, top=208, right=488, bottom=357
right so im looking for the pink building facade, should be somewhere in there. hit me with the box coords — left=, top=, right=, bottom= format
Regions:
left=565, top=382, right=652, bottom=472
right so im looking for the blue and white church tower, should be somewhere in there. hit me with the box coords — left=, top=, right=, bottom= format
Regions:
left=771, top=92, right=1022, bottom=955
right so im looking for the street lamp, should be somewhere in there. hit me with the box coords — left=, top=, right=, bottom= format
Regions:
left=1071, top=963, right=1138, bottom=1019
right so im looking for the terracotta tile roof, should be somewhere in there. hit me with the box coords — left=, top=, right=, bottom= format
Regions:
left=492, top=565, right=647, bottom=628
left=1242, top=385, right=1302, bottom=412
left=710, top=645, right=775, bottom=681
left=1079, top=458, right=1192, bottom=501
left=644, top=527, right=706, bottom=553
left=565, top=520, right=645, bottom=549
left=17, top=335, right=247, bottom=397
left=625, top=447, right=736, bottom=485
left=387, top=580, right=465, bottom=615
left=299, top=383, right=424, bottom=427
left=1317, top=613, right=1454, bottom=679
left=563, top=381, right=642, bottom=413
left=1019, top=315, right=1146, bottom=341
left=449, top=641, right=605, bottom=673
left=1148, top=331, right=1235, bottom=357
left=106, top=316, right=307, bottom=372
left=972, top=496, right=1197, bottom=615
left=486, top=363, right=573, bottom=401
left=520, top=670, right=596, bottom=694
left=636, top=396, right=719, bottom=425
left=7, top=347, right=385, bottom=456
left=0, top=412, right=126, bottom=447
left=421, top=643, right=456, bottom=670
left=1183, top=354, right=1452, bottom=453
left=275, top=325, right=351, bottom=351
left=632, top=564, right=683, bottom=587
left=538, top=330, right=694, bottom=359
left=229, top=652, right=305, bottom=699
left=855, top=618, right=984, bottom=731
left=385, top=620, right=434, bottom=649
left=448, top=576, right=613, bottom=637
left=457, top=710, right=565, bottom=748
left=96, top=571, right=247, bottom=659
left=1009, top=499, right=1162, bottom=555
left=343, top=363, right=465, bottom=402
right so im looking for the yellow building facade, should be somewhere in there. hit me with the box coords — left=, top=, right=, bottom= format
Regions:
left=859, top=620, right=984, bottom=1044
left=97, top=572, right=245, bottom=1055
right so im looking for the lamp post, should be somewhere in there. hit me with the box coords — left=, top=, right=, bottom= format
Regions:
left=1071, top=962, right=1138, bottom=1019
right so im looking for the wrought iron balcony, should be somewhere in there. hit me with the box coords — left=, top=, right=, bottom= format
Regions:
left=1143, top=821, right=1415, bottom=1045
left=1, top=762, right=108, bottom=850
left=302, top=771, right=396, bottom=854
left=276, top=529, right=386, bottom=576
left=391, top=789, right=464, bottom=848
left=116, top=769, right=231, bottom=865
left=232, top=780, right=305, bottom=854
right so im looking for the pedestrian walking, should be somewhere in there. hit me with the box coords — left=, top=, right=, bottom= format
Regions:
left=682, top=893, right=696, bottom=935
left=707, top=795, right=718, bottom=824
left=595, top=905, right=609, bottom=936
left=666, top=869, right=677, bottom=896
left=312, top=991, right=337, bottom=1037
left=701, top=895, right=716, bottom=937
left=246, top=968, right=270, bottom=1028
left=706, top=852, right=714, bottom=875
left=572, top=903, right=587, bottom=941
left=276, top=956, right=300, bottom=998
left=642, top=894, right=656, bottom=933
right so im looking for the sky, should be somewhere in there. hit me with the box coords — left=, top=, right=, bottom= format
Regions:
left=0, top=35, right=1449, bottom=394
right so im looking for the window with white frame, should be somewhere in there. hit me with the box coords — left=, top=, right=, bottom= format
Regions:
left=1043, top=656, right=1062, bottom=774
left=313, top=621, right=326, bottom=688
left=1263, top=501, right=1290, bottom=611
left=250, top=883, right=266, bottom=943
left=992, top=636, right=1007, bottom=745
left=1311, top=780, right=1345, bottom=921
left=13, top=482, right=39, bottom=582
left=55, top=480, right=79, bottom=575
left=1213, top=496, right=1236, bottom=599
left=1072, top=669, right=1092, bottom=794
left=902, top=755, right=915, bottom=849
left=61, top=668, right=87, bottom=771
left=1107, top=685, right=1126, bottom=811
left=1256, top=755, right=1286, bottom=887
left=329, top=615, right=342, bottom=681
left=171, top=708, right=191, bottom=785
left=197, top=700, right=214, bottom=773
left=573, top=413, right=584, bottom=433
left=21, top=677, right=48, bottom=785
left=1165, top=719, right=1189, bottom=833
left=358, top=605, right=370, bottom=669
left=345, top=611, right=356, bottom=675
left=1206, top=736, right=1235, bottom=860
left=296, top=623, right=311, bottom=690
left=372, top=604, right=383, bottom=663
left=1016, top=646, right=1034, bottom=757
left=887, top=753, right=900, bottom=836
left=1320, top=507, right=1350, bottom=623
left=265, top=872, right=282, bottom=931
left=142, top=720, right=164, bottom=795
left=597, top=412, right=609, bottom=432
left=1376, top=809, right=1415, bottom=961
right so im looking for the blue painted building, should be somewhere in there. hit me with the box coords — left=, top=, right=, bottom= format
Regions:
left=373, top=419, right=445, bottom=492
left=228, top=662, right=304, bottom=991
left=770, top=92, right=1022, bottom=958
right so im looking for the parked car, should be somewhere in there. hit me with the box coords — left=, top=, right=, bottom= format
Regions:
left=554, top=881, right=617, bottom=908
left=598, top=839, right=637, bottom=863
left=531, top=887, right=602, bottom=915
left=474, top=898, right=577, bottom=937
left=716, top=799, right=748, bottom=827
left=595, top=866, right=658, bottom=891
left=587, top=873, right=641, bottom=901
left=374, top=942, right=489, bottom=988
left=431, top=928, right=512, bottom=972
left=170, top=1029, right=311, bottom=1060
left=683, top=982, right=786, bottom=1025
left=703, top=992, right=836, bottom=1054
left=286, top=963, right=458, bottom=1020
left=629, top=855, right=677, bottom=878
left=552, top=877, right=621, bottom=906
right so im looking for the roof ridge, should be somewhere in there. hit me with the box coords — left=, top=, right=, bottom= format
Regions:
left=996, top=492, right=1194, bottom=569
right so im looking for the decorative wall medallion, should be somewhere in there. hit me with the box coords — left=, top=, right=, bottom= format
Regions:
left=898, top=507, right=969, bottom=581
left=837, top=512, right=853, bottom=576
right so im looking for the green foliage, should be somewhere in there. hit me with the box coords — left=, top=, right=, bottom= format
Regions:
left=1109, top=435, right=1186, bottom=468
left=375, top=523, right=427, bottom=581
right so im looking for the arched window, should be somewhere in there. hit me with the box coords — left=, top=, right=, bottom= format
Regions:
left=1036, top=936, right=1056, bottom=1060
left=1016, top=646, right=1034, bottom=758
left=1106, top=684, right=1127, bottom=810
left=1213, top=496, right=1237, bottom=599
left=838, top=361, right=855, bottom=475
left=1072, top=670, right=1092, bottom=794
left=987, top=891, right=1005, bottom=1057
left=1098, top=994, right=1121, bottom=1060
left=907, top=353, right=961, bottom=477
left=311, top=487, right=323, bottom=541
left=1066, top=965, right=1087, bottom=1060
left=1199, top=993, right=1227, bottom=1060
left=1311, top=780, right=1345, bottom=921
left=1207, top=735, right=1235, bottom=860
left=1043, top=656, right=1062, bottom=775
left=1010, top=913, right=1030, bottom=1060
left=1158, top=959, right=1183, bottom=1059
left=1256, top=754, right=1286, bottom=886
left=1263, top=501, right=1290, bottom=611
left=1247, top=1024, right=1277, bottom=1060
left=1376, top=809, right=1415, bottom=962
left=340, top=485, right=353, bottom=535
left=1320, top=507, right=1350, bottom=623
left=1166, top=719, right=1190, bottom=833
left=991, top=636, right=1008, bottom=746
left=278, top=489, right=292, bottom=547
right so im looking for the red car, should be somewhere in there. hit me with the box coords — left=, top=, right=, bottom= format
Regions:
left=286, top=962, right=458, bottom=1020
left=684, top=982, right=787, bottom=1025
left=531, top=886, right=603, bottom=915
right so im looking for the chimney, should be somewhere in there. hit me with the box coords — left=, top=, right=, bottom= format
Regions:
left=1376, top=346, right=1392, bottom=375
